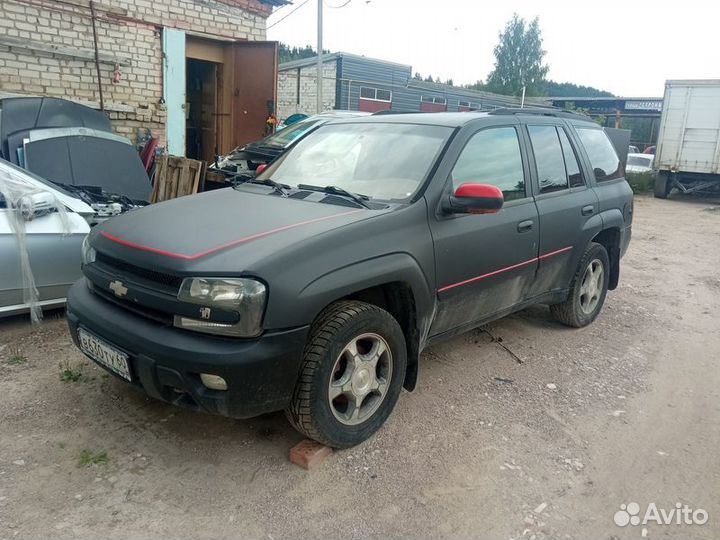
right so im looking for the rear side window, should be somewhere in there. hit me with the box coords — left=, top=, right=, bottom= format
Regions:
left=451, top=127, right=526, bottom=201
left=528, top=125, right=568, bottom=193
left=558, top=128, right=584, bottom=187
left=576, top=127, right=623, bottom=182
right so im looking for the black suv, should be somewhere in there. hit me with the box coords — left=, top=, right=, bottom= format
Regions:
left=67, top=108, right=632, bottom=448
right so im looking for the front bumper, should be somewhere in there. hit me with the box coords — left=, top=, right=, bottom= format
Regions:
left=66, top=280, right=308, bottom=419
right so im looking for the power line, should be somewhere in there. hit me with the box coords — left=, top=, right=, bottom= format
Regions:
left=267, top=0, right=311, bottom=29
left=325, top=0, right=352, bottom=8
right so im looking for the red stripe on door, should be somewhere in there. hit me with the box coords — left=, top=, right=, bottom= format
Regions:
left=437, top=246, right=573, bottom=293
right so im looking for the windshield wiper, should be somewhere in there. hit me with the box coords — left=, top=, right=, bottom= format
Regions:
left=253, top=178, right=291, bottom=196
left=233, top=174, right=290, bottom=196
left=297, top=184, right=371, bottom=209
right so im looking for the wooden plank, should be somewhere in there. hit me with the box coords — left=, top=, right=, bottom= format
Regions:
left=149, top=156, right=207, bottom=202
left=0, top=36, right=132, bottom=66
left=190, top=162, right=202, bottom=195
left=150, top=155, right=166, bottom=203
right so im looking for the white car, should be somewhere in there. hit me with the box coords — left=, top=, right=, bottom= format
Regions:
left=626, top=152, right=654, bottom=173
left=0, top=159, right=94, bottom=317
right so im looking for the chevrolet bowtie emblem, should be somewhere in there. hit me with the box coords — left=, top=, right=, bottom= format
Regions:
left=109, top=280, right=128, bottom=298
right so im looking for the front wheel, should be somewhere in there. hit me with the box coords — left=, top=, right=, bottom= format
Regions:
left=550, top=242, right=610, bottom=328
left=285, top=301, right=407, bottom=448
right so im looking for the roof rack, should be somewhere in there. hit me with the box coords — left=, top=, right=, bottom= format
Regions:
left=488, top=107, right=592, bottom=121
left=371, top=110, right=423, bottom=115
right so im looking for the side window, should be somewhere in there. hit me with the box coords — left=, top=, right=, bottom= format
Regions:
left=528, top=125, right=568, bottom=193
left=575, top=127, right=622, bottom=182
left=451, top=127, right=526, bottom=201
left=558, top=128, right=584, bottom=187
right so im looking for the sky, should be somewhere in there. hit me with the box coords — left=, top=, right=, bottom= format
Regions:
left=268, top=0, right=720, bottom=97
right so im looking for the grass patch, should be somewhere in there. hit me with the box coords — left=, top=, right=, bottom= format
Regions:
left=78, top=449, right=108, bottom=468
left=626, top=171, right=655, bottom=193
left=57, top=442, right=66, bottom=450
left=59, top=360, right=86, bottom=382
left=3, top=354, right=27, bottom=365
left=2, top=346, right=27, bottom=365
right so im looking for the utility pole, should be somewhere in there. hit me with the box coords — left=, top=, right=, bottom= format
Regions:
left=316, top=0, right=323, bottom=113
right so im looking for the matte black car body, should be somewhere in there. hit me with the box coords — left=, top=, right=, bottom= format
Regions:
left=67, top=110, right=633, bottom=420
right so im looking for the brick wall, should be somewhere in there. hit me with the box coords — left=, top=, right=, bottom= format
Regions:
left=0, top=0, right=272, bottom=147
left=278, top=60, right=338, bottom=119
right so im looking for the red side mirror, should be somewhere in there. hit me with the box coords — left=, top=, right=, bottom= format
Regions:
left=255, top=163, right=268, bottom=176
left=444, top=183, right=504, bottom=214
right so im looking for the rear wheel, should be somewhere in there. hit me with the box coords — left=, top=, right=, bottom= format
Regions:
left=285, top=301, right=407, bottom=448
left=654, top=171, right=671, bottom=199
left=551, top=242, right=610, bottom=328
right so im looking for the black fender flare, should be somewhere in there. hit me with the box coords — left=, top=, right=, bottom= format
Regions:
left=295, top=253, right=435, bottom=391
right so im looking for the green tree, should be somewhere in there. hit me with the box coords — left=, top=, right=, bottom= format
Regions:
left=485, top=14, right=549, bottom=97
left=279, top=43, right=330, bottom=64
left=542, top=80, right=614, bottom=97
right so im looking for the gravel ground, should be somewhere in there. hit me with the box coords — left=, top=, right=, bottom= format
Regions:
left=1, top=194, right=719, bottom=539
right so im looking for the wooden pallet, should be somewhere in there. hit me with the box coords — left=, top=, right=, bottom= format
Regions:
left=150, top=155, right=205, bottom=203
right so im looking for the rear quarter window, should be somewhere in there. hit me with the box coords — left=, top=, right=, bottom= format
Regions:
left=576, top=127, right=623, bottom=182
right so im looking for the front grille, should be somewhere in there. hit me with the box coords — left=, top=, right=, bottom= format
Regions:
left=96, top=252, right=183, bottom=291
left=93, top=286, right=173, bottom=325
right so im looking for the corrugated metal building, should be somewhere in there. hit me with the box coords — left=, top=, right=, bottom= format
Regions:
left=277, top=52, right=543, bottom=118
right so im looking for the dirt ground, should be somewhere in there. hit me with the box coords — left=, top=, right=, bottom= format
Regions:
left=1, top=194, right=719, bottom=540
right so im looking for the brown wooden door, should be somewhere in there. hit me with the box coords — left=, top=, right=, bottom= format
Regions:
left=231, top=41, right=278, bottom=149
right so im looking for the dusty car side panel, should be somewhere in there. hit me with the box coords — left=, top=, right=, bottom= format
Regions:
left=422, top=117, right=542, bottom=337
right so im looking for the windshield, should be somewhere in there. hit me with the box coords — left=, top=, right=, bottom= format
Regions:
left=260, top=123, right=452, bottom=201
left=258, top=118, right=326, bottom=148
left=628, top=155, right=652, bottom=167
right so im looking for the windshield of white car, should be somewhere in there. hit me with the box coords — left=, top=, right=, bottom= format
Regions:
left=0, top=158, right=74, bottom=197
left=259, top=118, right=326, bottom=148
left=627, top=155, right=653, bottom=167
left=258, top=123, right=452, bottom=202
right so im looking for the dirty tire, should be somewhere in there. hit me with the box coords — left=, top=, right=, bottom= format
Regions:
left=550, top=242, right=610, bottom=328
left=285, top=301, right=407, bottom=449
left=654, top=171, right=670, bottom=199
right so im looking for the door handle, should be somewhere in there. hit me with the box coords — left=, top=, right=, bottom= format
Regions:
left=517, top=220, right=534, bottom=233
left=581, top=205, right=594, bottom=216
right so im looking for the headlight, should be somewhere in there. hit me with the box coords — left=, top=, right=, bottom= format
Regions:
left=174, top=277, right=266, bottom=337
left=81, top=234, right=96, bottom=265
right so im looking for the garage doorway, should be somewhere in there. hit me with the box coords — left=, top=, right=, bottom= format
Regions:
left=185, top=57, right=221, bottom=163
left=163, top=33, right=278, bottom=158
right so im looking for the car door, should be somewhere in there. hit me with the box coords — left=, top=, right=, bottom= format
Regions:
left=0, top=197, right=24, bottom=310
left=522, top=120, right=603, bottom=297
left=429, top=122, right=540, bottom=337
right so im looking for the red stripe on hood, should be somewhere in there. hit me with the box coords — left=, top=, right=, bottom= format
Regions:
left=99, top=209, right=365, bottom=260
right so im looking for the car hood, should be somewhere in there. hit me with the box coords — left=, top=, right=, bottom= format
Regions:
left=92, top=186, right=378, bottom=273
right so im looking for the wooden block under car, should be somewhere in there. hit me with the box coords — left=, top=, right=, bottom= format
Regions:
left=289, top=439, right=333, bottom=470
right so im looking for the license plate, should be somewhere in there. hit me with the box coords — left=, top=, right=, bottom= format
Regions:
left=77, top=328, right=132, bottom=381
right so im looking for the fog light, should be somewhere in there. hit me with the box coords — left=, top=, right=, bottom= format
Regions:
left=200, top=373, right=228, bottom=391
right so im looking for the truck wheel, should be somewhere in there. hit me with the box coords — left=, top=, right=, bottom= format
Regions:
left=286, top=301, right=407, bottom=448
left=550, top=242, right=610, bottom=328
left=654, top=171, right=670, bottom=199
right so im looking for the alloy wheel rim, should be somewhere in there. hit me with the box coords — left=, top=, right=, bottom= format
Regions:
left=328, top=333, right=393, bottom=426
left=579, top=258, right=604, bottom=314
